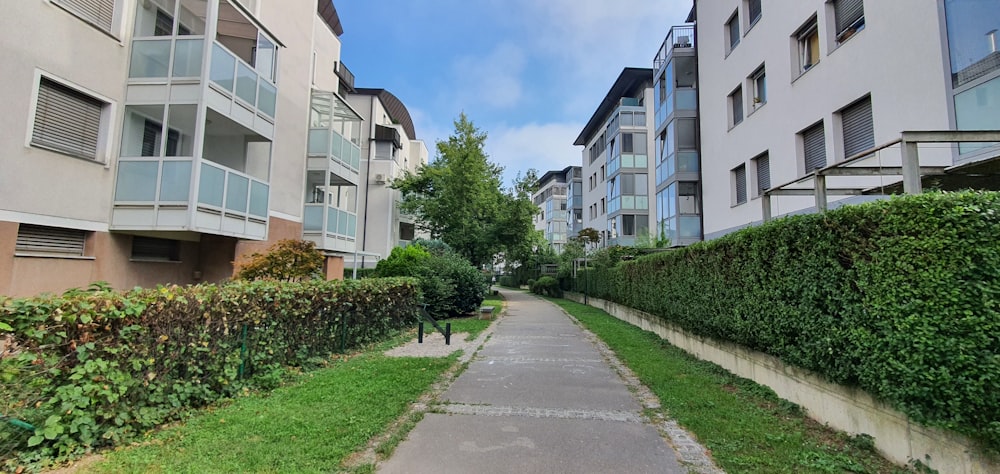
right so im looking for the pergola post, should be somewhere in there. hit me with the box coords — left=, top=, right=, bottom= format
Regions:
left=901, top=139, right=923, bottom=194
left=761, top=194, right=772, bottom=222
left=814, top=174, right=828, bottom=212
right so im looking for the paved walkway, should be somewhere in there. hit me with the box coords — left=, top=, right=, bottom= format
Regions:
left=378, top=290, right=715, bottom=474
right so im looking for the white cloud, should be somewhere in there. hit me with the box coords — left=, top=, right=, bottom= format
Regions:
left=484, top=122, right=585, bottom=187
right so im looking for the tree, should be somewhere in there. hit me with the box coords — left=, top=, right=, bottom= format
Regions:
left=393, top=114, right=536, bottom=268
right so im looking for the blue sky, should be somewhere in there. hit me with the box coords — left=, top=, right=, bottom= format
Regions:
left=335, top=1, right=693, bottom=187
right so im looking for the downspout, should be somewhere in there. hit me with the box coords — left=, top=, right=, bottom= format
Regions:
left=362, top=96, right=375, bottom=257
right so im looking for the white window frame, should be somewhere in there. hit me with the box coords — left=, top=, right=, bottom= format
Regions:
left=749, top=65, right=766, bottom=111
left=729, top=85, right=744, bottom=128
left=26, top=70, right=116, bottom=165
left=795, top=17, right=821, bottom=76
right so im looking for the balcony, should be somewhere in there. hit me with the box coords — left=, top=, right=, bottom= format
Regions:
left=302, top=204, right=357, bottom=254
left=653, top=25, right=696, bottom=71
left=307, top=92, right=363, bottom=186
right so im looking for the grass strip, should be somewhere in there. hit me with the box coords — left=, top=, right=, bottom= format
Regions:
left=441, top=293, right=504, bottom=341
left=87, top=352, right=455, bottom=474
left=548, top=298, right=909, bottom=474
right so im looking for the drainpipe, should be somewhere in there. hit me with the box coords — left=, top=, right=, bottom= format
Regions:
left=361, top=96, right=375, bottom=261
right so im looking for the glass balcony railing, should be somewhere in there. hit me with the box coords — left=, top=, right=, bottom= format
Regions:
left=209, top=43, right=277, bottom=119
left=197, top=161, right=269, bottom=220
left=115, top=157, right=194, bottom=203
left=303, top=204, right=357, bottom=240
left=308, top=129, right=362, bottom=172
left=653, top=25, right=696, bottom=71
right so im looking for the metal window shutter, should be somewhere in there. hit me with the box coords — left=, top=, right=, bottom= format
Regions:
left=132, top=237, right=178, bottom=260
left=834, top=0, right=864, bottom=34
left=55, top=0, right=115, bottom=32
left=33, top=78, right=103, bottom=160
left=803, top=123, right=827, bottom=171
left=748, top=0, right=762, bottom=23
left=15, top=224, right=86, bottom=256
left=842, top=97, right=874, bottom=158
left=735, top=165, right=747, bottom=204
left=756, top=155, right=771, bottom=192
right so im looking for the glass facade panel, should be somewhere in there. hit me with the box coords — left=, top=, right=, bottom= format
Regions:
left=304, top=206, right=323, bottom=231
left=327, top=207, right=339, bottom=233
left=172, top=39, right=203, bottom=77
left=955, top=75, right=1000, bottom=153
left=945, top=0, right=1000, bottom=86
left=258, top=80, right=277, bottom=117
left=225, top=174, right=249, bottom=213
left=129, top=40, right=171, bottom=78
left=235, top=63, right=257, bottom=105
left=198, top=163, right=225, bottom=207
left=159, top=160, right=192, bottom=201
left=210, top=43, right=236, bottom=91
left=249, top=181, right=268, bottom=217
left=134, top=0, right=178, bottom=37
left=116, top=161, right=158, bottom=201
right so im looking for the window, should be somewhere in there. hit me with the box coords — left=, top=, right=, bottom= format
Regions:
left=678, top=182, right=700, bottom=214
left=796, top=17, right=821, bottom=74
left=600, top=165, right=605, bottom=182
left=833, top=0, right=865, bottom=42
left=945, top=1, right=1000, bottom=87
left=733, top=164, right=747, bottom=205
left=840, top=96, right=874, bottom=158
left=750, top=66, right=766, bottom=108
left=622, top=215, right=636, bottom=236
left=747, top=0, right=762, bottom=28
left=729, top=86, right=744, bottom=127
left=754, top=153, right=771, bottom=195
left=802, top=122, right=827, bottom=171
left=131, top=236, right=180, bottom=262
left=600, top=198, right=606, bottom=215
left=726, top=11, right=740, bottom=53
left=15, top=224, right=87, bottom=257
left=31, top=77, right=107, bottom=161
left=142, top=119, right=180, bottom=157
left=53, top=0, right=116, bottom=34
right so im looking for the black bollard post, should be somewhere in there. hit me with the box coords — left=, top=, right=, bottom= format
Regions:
left=445, top=323, right=451, bottom=346
left=418, top=322, right=424, bottom=343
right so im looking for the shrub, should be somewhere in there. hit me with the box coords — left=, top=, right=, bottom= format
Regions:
left=234, top=239, right=324, bottom=281
left=591, top=191, right=1000, bottom=450
left=0, top=278, right=420, bottom=469
left=374, top=245, right=485, bottom=318
left=498, top=275, right=519, bottom=288
left=531, top=276, right=562, bottom=298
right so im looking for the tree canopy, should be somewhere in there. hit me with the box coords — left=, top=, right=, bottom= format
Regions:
left=393, top=114, right=537, bottom=268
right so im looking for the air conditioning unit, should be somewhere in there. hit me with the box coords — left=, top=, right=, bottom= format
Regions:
left=374, top=174, right=386, bottom=184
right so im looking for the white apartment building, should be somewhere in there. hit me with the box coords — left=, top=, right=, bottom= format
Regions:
left=576, top=68, right=657, bottom=247
left=0, top=0, right=421, bottom=296
left=696, top=0, right=1000, bottom=239
left=532, top=166, right=581, bottom=253
left=346, top=89, right=429, bottom=269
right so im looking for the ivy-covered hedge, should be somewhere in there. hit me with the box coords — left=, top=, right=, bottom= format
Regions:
left=586, top=191, right=1000, bottom=450
left=0, top=278, right=420, bottom=468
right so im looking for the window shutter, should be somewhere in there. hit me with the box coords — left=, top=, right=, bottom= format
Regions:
left=834, top=0, right=864, bottom=35
left=131, top=237, right=180, bottom=261
left=803, top=123, right=827, bottom=171
left=15, top=224, right=86, bottom=256
left=728, top=15, right=740, bottom=49
left=842, top=97, right=874, bottom=158
left=756, top=154, right=771, bottom=193
left=734, top=164, right=747, bottom=204
left=748, top=0, right=762, bottom=24
left=33, top=78, right=103, bottom=160
left=55, top=0, right=115, bottom=33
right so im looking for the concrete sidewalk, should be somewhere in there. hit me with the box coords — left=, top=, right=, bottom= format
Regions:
left=378, top=290, right=714, bottom=474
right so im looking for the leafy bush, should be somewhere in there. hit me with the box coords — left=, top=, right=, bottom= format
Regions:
left=374, top=245, right=485, bottom=319
left=234, top=239, right=324, bottom=281
left=0, top=278, right=420, bottom=469
left=531, top=276, right=562, bottom=298
left=498, top=275, right=519, bottom=288
left=589, top=191, right=1000, bottom=450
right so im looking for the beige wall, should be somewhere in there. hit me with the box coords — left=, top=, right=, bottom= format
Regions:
left=697, top=1, right=954, bottom=237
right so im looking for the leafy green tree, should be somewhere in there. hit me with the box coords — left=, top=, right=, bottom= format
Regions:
left=393, top=114, right=536, bottom=268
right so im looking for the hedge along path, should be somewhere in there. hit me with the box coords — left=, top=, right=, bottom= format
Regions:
left=0, top=278, right=423, bottom=471
left=579, top=191, right=1000, bottom=451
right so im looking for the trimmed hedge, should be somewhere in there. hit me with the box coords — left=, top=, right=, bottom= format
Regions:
left=0, top=278, right=420, bottom=468
left=586, top=191, right=1000, bottom=450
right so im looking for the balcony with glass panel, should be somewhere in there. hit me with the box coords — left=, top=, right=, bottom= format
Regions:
left=127, top=0, right=279, bottom=140
left=303, top=171, right=358, bottom=254
left=307, top=92, right=363, bottom=187
left=111, top=103, right=272, bottom=240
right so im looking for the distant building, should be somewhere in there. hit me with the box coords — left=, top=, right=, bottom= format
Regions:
left=575, top=68, right=657, bottom=247
left=532, top=166, right=581, bottom=253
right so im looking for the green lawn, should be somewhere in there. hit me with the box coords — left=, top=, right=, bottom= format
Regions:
left=548, top=298, right=909, bottom=474
left=86, top=348, right=455, bottom=474
left=437, top=292, right=503, bottom=341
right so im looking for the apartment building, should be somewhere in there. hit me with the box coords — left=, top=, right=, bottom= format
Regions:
left=0, top=0, right=405, bottom=296
left=346, top=89, right=429, bottom=269
left=696, top=0, right=1000, bottom=239
left=532, top=166, right=581, bottom=253
left=575, top=68, right=657, bottom=247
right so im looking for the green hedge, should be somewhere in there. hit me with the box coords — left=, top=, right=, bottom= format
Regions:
left=587, top=191, right=1000, bottom=450
left=0, top=278, right=420, bottom=468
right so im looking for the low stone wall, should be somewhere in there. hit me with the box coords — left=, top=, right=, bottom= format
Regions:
left=564, top=292, right=998, bottom=474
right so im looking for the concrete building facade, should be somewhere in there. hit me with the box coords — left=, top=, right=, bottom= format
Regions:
left=0, top=0, right=424, bottom=296
left=532, top=166, right=581, bottom=253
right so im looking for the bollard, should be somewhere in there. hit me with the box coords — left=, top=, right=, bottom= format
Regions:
left=418, top=322, right=424, bottom=343
left=445, top=323, right=451, bottom=346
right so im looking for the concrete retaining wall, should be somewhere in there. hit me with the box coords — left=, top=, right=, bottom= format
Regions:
left=564, top=293, right=998, bottom=474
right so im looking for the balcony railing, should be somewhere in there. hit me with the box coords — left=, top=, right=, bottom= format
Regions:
left=303, top=204, right=358, bottom=253
left=308, top=128, right=362, bottom=172
left=209, top=42, right=277, bottom=119
left=656, top=89, right=698, bottom=130
left=653, top=25, right=696, bottom=71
